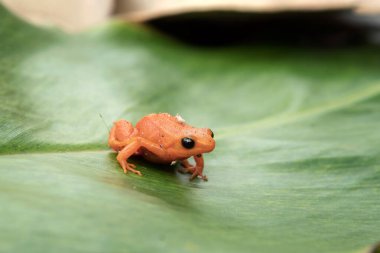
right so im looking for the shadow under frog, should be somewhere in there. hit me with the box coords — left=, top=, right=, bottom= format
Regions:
left=105, top=152, right=205, bottom=212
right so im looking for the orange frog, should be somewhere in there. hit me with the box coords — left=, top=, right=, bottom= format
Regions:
left=108, top=113, right=215, bottom=181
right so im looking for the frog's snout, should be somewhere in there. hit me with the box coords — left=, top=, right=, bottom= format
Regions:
left=205, top=136, right=216, bottom=153
left=202, top=128, right=216, bottom=152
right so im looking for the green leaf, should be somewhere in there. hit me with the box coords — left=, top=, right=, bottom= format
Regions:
left=1, top=5, right=380, bottom=253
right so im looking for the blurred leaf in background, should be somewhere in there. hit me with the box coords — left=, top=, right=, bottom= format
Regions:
left=1, top=2, right=380, bottom=253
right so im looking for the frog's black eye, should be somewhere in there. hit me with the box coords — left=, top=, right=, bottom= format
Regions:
left=181, top=137, right=195, bottom=149
left=210, top=129, right=214, bottom=138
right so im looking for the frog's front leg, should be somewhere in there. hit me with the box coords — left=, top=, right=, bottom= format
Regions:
left=180, top=154, right=207, bottom=181
left=117, top=139, right=142, bottom=176
left=192, top=154, right=208, bottom=181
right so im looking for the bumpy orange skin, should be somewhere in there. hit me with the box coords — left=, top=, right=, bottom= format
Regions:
left=108, top=113, right=215, bottom=181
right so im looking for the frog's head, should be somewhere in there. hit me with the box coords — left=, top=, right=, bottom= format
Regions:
left=180, top=128, right=215, bottom=156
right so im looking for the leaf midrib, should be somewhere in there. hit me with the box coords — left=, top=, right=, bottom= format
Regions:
left=1, top=83, right=379, bottom=156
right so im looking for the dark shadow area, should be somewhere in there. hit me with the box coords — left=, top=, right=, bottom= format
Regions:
left=105, top=152, right=203, bottom=211
left=370, top=241, right=380, bottom=253
left=147, top=10, right=380, bottom=47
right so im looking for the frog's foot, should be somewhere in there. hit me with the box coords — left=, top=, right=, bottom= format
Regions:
left=190, top=170, right=208, bottom=181
left=118, top=159, right=142, bottom=176
left=179, top=160, right=207, bottom=181
left=124, top=163, right=142, bottom=176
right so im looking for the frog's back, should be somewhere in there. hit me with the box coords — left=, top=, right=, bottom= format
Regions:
left=135, top=113, right=191, bottom=143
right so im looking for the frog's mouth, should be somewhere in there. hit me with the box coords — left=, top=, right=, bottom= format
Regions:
left=194, top=138, right=215, bottom=154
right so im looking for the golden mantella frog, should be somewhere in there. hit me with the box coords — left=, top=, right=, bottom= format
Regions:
left=108, top=113, right=215, bottom=181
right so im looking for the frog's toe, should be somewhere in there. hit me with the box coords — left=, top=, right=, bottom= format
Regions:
left=127, top=167, right=142, bottom=176
left=127, top=163, right=136, bottom=169
left=134, top=170, right=142, bottom=176
left=179, top=166, right=196, bottom=174
left=126, top=164, right=142, bottom=176
left=189, top=171, right=208, bottom=181
left=190, top=172, right=198, bottom=181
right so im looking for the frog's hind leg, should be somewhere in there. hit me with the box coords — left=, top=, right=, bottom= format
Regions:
left=109, top=120, right=142, bottom=175
left=108, top=119, right=138, bottom=151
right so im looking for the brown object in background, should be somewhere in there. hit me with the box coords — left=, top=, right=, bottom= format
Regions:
left=0, top=0, right=114, bottom=32
left=115, top=0, right=359, bottom=22
left=356, top=0, right=380, bottom=14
